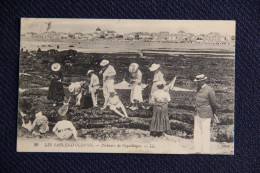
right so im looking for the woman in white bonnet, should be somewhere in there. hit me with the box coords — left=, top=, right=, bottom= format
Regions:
left=129, top=63, right=143, bottom=110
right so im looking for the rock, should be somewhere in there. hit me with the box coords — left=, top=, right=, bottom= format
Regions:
left=169, top=119, right=193, bottom=136
left=212, top=125, right=234, bottom=142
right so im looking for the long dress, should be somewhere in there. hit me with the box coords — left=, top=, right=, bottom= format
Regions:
left=130, top=69, right=143, bottom=103
left=149, top=89, right=170, bottom=132
left=79, top=81, right=93, bottom=109
left=47, top=71, right=64, bottom=102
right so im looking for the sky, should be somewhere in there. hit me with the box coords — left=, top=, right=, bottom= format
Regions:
left=21, top=18, right=236, bottom=36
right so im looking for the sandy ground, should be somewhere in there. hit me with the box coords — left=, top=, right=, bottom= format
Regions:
left=17, top=128, right=234, bottom=154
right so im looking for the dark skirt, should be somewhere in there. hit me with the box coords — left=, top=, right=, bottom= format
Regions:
left=47, top=79, right=64, bottom=102
left=80, top=93, right=93, bottom=108
left=149, top=103, right=170, bottom=132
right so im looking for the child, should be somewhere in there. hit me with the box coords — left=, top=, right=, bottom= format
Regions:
left=101, top=91, right=128, bottom=118
left=87, top=70, right=100, bottom=107
left=18, top=98, right=34, bottom=131
left=30, top=111, right=49, bottom=137
left=52, top=116, right=77, bottom=140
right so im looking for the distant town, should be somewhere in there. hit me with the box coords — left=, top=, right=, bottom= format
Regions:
left=22, top=27, right=235, bottom=45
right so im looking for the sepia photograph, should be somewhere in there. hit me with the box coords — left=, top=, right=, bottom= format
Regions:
left=17, top=18, right=235, bottom=154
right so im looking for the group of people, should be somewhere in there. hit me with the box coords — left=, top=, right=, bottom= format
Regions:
left=47, top=59, right=174, bottom=118
left=20, top=109, right=78, bottom=141
left=24, top=57, right=217, bottom=153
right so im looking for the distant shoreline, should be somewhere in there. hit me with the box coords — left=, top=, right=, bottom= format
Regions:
left=20, top=39, right=235, bottom=59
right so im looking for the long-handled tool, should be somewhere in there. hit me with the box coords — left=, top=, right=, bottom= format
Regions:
left=168, top=75, right=177, bottom=90
left=58, top=96, right=71, bottom=116
left=164, top=75, right=178, bottom=91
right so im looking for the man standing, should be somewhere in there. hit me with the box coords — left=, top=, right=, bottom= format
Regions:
left=194, top=74, right=217, bottom=153
left=99, top=60, right=116, bottom=109
left=87, top=70, right=100, bottom=107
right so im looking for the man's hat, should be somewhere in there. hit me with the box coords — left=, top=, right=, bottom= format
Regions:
left=149, top=63, right=160, bottom=71
left=100, top=60, right=109, bottom=66
left=194, top=74, right=207, bottom=82
left=51, top=63, right=61, bottom=71
left=87, top=70, right=94, bottom=75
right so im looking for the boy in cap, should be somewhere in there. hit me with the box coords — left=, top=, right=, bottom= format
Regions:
left=99, top=60, right=117, bottom=109
left=193, top=74, right=217, bottom=153
left=87, top=70, right=100, bottom=107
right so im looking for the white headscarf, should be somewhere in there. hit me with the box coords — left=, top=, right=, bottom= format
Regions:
left=129, top=63, right=139, bottom=73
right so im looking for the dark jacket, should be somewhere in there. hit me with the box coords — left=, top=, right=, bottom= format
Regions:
left=195, top=84, right=217, bottom=118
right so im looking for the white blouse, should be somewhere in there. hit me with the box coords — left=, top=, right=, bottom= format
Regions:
left=153, top=71, right=166, bottom=84
left=89, top=74, right=100, bottom=87
left=103, top=65, right=116, bottom=81
left=151, top=89, right=171, bottom=103
left=130, top=69, right=142, bottom=84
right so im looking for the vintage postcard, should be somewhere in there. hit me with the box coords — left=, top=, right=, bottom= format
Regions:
left=17, top=18, right=235, bottom=154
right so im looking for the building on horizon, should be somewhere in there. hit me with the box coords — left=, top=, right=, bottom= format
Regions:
left=22, top=28, right=235, bottom=45
left=74, top=32, right=84, bottom=39
left=152, top=32, right=170, bottom=41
